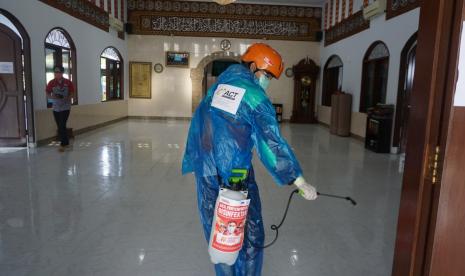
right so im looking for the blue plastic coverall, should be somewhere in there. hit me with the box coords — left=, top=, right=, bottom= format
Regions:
left=182, top=64, right=303, bottom=276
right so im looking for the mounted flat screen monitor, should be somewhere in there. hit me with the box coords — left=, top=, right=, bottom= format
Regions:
left=166, top=51, right=189, bottom=67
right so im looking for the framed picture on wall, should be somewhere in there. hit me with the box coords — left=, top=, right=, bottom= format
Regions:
left=166, top=51, right=190, bottom=67
left=129, top=62, right=152, bottom=99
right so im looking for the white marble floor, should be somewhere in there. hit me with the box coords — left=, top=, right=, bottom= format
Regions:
left=0, top=119, right=403, bottom=276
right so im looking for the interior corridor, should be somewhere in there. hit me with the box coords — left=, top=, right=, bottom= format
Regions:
left=0, top=120, right=402, bottom=276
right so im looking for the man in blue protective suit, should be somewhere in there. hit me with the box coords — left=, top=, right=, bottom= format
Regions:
left=182, top=43, right=317, bottom=276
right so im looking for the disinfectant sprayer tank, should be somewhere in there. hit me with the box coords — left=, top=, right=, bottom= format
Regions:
left=208, top=170, right=250, bottom=265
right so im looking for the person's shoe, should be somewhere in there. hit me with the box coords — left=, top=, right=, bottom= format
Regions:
left=58, top=146, right=65, bottom=152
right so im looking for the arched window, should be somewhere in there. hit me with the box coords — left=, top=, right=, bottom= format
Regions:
left=44, top=28, right=77, bottom=107
left=322, top=55, right=343, bottom=106
left=101, top=47, right=123, bottom=101
left=360, top=41, right=390, bottom=113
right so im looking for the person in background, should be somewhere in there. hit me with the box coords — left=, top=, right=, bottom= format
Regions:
left=46, top=65, right=74, bottom=152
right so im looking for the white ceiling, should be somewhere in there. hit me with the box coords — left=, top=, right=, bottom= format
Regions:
left=236, top=0, right=324, bottom=6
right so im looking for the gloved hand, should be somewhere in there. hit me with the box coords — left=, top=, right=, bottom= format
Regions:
left=294, top=176, right=317, bottom=200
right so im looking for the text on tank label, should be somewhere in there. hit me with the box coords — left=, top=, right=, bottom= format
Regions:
left=211, top=84, right=246, bottom=115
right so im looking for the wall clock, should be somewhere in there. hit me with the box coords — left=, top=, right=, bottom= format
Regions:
left=285, top=67, right=294, bottom=78
left=154, top=63, right=164, bottom=73
left=220, top=39, right=231, bottom=51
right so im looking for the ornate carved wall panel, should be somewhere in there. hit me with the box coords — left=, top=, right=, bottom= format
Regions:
left=39, top=0, right=110, bottom=31
left=127, top=0, right=322, bottom=41
left=386, top=0, right=421, bottom=20
left=324, top=10, right=369, bottom=46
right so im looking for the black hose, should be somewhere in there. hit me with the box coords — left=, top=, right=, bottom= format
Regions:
left=248, top=189, right=300, bottom=249
left=247, top=189, right=357, bottom=249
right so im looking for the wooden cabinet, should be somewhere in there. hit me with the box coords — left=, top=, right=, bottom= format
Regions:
left=290, top=58, right=320, bottom=124
left=365, top=104, right=394, bottom=153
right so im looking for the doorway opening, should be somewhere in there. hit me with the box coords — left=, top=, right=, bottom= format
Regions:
left=360, top=41, right=390, bottom=113
left=190, top=51, right=241, bottom=112
left=322, top=55, right=343, bottom=106
left=202, top=59, right=239, bottom=97
left=0, top=9, right=33, bottom=147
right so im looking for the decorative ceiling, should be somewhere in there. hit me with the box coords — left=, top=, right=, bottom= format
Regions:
left=127, top=0, right=322, bottom=41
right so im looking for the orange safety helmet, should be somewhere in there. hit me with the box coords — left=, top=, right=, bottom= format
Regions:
left=241, top=43, right=284, bottom=79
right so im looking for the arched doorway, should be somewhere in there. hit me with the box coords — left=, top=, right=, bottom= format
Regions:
left=393, top=33, right=417, bottom=154
left=360, top=41, right=390, bottom=113
left=190, top=51, right=241, bottom=112
left=0, top=9, right=33, bottom=146
left=322, top=55, right=343, bottom=106
left=202, top=59, right=240, bottom=97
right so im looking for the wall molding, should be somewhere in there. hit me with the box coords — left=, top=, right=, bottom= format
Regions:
left=37, top=116, right=127, bottom=146
left=127, top=0, right=322, bottom=41
left=318, top=120, right=365, bottom=142
left=39, top=0, right=110, bottom=31
left=324, top=10, right=369, bottom=46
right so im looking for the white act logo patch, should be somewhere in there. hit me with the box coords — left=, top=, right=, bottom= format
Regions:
left=211, top=84, right=246, bottom=115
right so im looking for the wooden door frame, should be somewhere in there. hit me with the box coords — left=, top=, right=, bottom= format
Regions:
left=423, top=0, right=465, bottom=274
left=0, top=9, right=34, bottom=144
left=391, top=0, right=461, bottom=275
left=393, top=32, right=417, bottom=149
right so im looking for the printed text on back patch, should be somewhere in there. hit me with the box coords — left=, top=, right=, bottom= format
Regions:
left=211, top=84, right=246, bottom=115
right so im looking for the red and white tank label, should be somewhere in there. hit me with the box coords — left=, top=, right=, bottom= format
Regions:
left=212, top=196, right=250, bottom=253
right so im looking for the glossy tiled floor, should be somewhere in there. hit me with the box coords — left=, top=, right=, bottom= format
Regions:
left=0, top=120, right=403, bottom=276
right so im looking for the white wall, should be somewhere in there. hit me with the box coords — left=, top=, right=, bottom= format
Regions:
left=0, top=0, right=128, bottom=109
left=128, top=35, right=321, bottom=119
left=0, top=0, right=129, bottom=141
left=319, top=7, right=420, bottom=137
left=320, top=8, right=419, bottom=110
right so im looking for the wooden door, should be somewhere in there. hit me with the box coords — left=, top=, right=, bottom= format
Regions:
left=0, top=23, right=26, bottom=147
left=427, top=111, right=465, bottom=276
left=425, top=1, right=465, bottom=275
left=391, top=0, right=465, bottom=275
